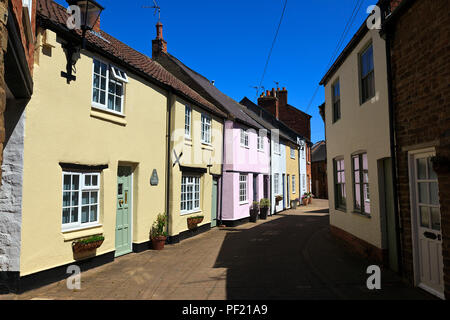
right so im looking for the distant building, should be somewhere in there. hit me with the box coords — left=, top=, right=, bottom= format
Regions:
left=311, top=141, right=328, bottom=199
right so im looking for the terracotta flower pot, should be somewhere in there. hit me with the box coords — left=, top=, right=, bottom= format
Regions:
left=302, top=198, right=308, bottom=206
left=151, top=236, right=167, bottom=250
left=308, top=198, right=312, bottom=204
left=187, top=217, right=204, bottom=230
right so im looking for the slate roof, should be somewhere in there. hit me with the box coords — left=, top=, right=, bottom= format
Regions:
left=240, top=97, right=306, bottom=145
left=163, top=53, right=265, bottom=130
left=241, top=97, right=311, bottom=144
left=36, top=0, right=226, bottom=118
left=312, top=141, right=327, bottom=162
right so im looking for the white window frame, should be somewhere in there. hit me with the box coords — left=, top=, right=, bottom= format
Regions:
left=290, top=147, right=296, bottom=159
left=185, top=105, right=191, bottom=139
left=62, top=171, right=101, bottom=232
left=92, top=58, right=127, bottom=116
left=239, top=174, right=248, bottom=204
left=240, top=128, right=249, bottom=148
left=292, top=175, right=296, bottom=194
left=201, top=114, right=212, bottom=145
left=257, top=130, right=265, bottom=152
left=110, top=65, right=129, bottom=83
left=180, top=175, right=201, bottom=215
left=274, top=173, right=280, bottom=195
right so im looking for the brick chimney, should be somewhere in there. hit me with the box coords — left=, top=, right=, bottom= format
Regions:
left=277, top=87, right=288, bottom=108
left=258, top=88, right=279, bottom=119
left=93, top=16, right=101, bottom=32
left=152, top=22, right=167, bottom=58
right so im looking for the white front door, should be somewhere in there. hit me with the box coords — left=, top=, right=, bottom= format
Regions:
left=410, top=151, right=444, bottom=299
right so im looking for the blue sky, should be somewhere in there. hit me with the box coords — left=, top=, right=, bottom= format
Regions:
left=56, top=0, right=374, bottom=143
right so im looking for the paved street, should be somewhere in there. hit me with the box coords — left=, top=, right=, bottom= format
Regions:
left=1, top=200, right=434, bottom=300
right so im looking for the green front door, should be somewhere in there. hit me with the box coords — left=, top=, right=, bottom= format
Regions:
left=211, top=177, right=218, bottom=228
left=115, top=166, right=132, bottom=257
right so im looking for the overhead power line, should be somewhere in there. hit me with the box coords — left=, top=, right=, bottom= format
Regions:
left=256, top=0, right=288, bottom=100
left=304, top=0, right=365, bottom=114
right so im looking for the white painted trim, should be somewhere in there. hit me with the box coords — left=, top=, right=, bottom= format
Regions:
left=408, top=147, right=445, bottom=299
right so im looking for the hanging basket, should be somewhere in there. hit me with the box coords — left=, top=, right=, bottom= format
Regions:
left=72, top=238, right=104, bottom=254
left=187, top=216, right=204, bottom=230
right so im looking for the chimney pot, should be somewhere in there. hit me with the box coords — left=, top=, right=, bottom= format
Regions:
left=152, top=22, right=167, bottom=58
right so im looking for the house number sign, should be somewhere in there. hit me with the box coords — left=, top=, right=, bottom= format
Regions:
left=150, top=169, right=159, bottom=186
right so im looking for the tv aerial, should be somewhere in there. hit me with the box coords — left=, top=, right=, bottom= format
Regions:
left=142, top=0, right=161, bottom=22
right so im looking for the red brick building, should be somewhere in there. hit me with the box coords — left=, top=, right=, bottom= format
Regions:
left=0, top=0, right=35, bottom=178
left=311, top=141, right=328, bottom=199
left=382, top=0, right=450, bottom=299
left=258, top=88, right=312, bottom=192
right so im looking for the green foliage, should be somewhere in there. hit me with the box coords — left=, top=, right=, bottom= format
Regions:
left=260, top=198, right=270, bottom=208
left=76, top=235, right=104, bottom=245
left=251, top=201, right=259, bottom=209
left=188, top=215, right=204, bottom=220
left=151, top=213, right=168, bottom=238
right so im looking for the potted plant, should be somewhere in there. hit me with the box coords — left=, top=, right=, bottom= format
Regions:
left=72, top=235, right=104, bottom=254
left=150, top=213, right=168, bottom=250
left=308, top=192, right=314, bottom=204
left=431, top=156, right=450, bottom=173
left=260, top=198, right=270, bottom=220
left=249, top=201, right=259, bottom=223
left=302, top=193, right=308, bottom=206
left=290, top=198, right=298, bottom=209
left=187, top=215, right=204, bottom=230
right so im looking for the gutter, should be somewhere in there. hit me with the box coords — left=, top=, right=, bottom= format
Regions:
left=385, top=30, right=403, bottom=275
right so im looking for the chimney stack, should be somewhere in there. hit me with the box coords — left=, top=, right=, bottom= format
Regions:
left=258, top=89, right=279, bottom=120
left=276, top=87, right=288, bottom=108
left=93, top=17, right=101, bottom=32
left=152, top=22, right=167, bottom=58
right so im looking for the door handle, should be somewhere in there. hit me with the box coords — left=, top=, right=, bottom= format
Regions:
left=119, top=200, right=124, bottom=206
left=424, top=232, right=437, bottom=240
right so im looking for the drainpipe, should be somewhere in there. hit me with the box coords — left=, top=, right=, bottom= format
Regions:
left=219, top=119, right=226, bottom=226
left=165, top=90, right=173, bottom=238
left=385, top=30, right=403, bottom=275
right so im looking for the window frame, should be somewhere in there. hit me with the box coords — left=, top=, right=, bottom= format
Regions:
left=257, top=130, right=265, bottom=152
left=352, top=153, right=371, bottom=216
left=274, top=173, right=280, bottom=195
left=359, top=43, right=375, bottom=105
left=185, top=105, right=192, bottom=139
left=240, top=128, right=249, bottom=148
left=201, top=114, right=212, bottom=145
left=334, top=158, right=347, bottom=211
left=290, top=147, right=296, bottom=159
left=92, top=58, right=127, bottom=116
left=239, top=174, right=248, bottom=204
left=292, top=175, right=296, bottom=194
left=180, top=175, right=201, bottom=215
left=332, top=79, right=341, bottom=123
left=62, top=171, right=101, bottom=232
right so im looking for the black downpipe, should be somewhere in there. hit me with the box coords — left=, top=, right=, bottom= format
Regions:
left=385, top=31, right=403, bottom=275
left=219, top=119, right=226, bottom=226
left=165, top=90, right=173, bottom=237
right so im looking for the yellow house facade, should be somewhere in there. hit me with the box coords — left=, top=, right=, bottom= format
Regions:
left=168, top=99, right=224, bottom=239
left=4, top=0, right=225, bottom=290
left=285, top=143, right=300, bottom=208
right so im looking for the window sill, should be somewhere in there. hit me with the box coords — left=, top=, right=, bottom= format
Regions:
left=62, top=224, right=103, bottom=241
left=239, top=201, right=249, bottom=206
left=241, top=145, right=250, bottom=149
left=181, top=210, right=202, bottom=216
left=257, top=149, right=265, bottom=153
left=352, top=211, right=372, bottom=218
left=91, top=107, right=127, bottom=126
left=201, top=144, right=214, bottom=151
left=184, top=139, right=193, bottom=147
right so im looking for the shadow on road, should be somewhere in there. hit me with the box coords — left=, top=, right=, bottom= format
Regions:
left=213, top=213, right=435, bottom=300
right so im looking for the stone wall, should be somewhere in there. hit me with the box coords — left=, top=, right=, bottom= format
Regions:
left=0, top=100, right=25, bottom=273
